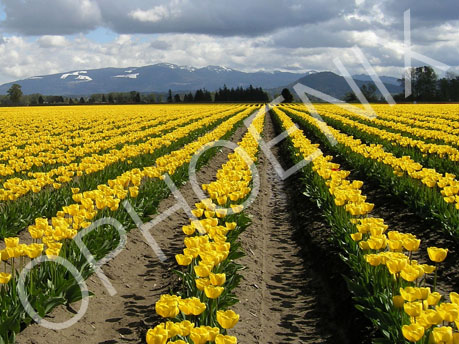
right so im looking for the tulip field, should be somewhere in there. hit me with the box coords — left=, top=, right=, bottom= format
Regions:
left=0, top=103, right=458, bottom=343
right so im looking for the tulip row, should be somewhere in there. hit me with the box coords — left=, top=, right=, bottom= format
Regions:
left=0, top=105, right=241, bottom=178
left=286, top=104, right=459, bottom=166
left=312, top=104, right=459, bottom=148
left=0, top=106, right=257, bottom=343
left=0, top=106, right=240, bottom=202
left=0, top=106, right=246, bottom=237
left=0, top=106, right=174, bottom=168
left=272, top=107, right=459, bottom=343
left=366, top=107, right=459, bottom=136
left=145, top=110, right=265, bottom=344
left=334, top=104, right=459, bottom=135
left=282, top=106, right=459, bottom=239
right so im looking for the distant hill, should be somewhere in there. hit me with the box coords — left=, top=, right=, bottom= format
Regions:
left=0, top=63, right=306, bottom=96
left=270, top=71, right=403, bottom=100
left=0, top=64, right=404, bottom=99
left=352, top=74, right=400, bottom=86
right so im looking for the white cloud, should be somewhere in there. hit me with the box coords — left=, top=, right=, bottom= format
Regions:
left=0, top=0, right=457, bottom=85
left=37, top=35, right=69, bottom=48
left=129, top=6, right=172, bottom=23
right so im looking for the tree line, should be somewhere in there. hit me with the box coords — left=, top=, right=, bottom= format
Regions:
left=1, top=84, right=270, bottom=106
left=345, top=66, right=459, bottom=103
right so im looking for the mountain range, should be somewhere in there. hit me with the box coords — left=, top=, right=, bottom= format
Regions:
left=0, top=63, right=402, bottom=99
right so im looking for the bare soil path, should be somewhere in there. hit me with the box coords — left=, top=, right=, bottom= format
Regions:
left=232, top=113, right=370, bottom=343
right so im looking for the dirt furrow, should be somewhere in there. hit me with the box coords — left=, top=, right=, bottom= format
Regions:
left=233, top=113, right=367, bottom=343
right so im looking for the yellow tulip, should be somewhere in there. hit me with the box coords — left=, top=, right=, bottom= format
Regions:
left=450, top=292, right=459, bottom=305
left=404, top=301, right=423, bottom=317
left=436, top=303, right=459, bottom=322
left=427, top=247, right=448, bottom=263
left=165, top=321, right=181, bottom=338
left=195, top=278, right=211, bottom=291
left=45, top=247, right=60, bottom=259
left=155, top=295, right=180, bottom=318
left=209, top=273, right=226, bottom=286
left=430, top=326, right=453, bottom=344
left=427, top=292, right=442, bottom=306
left=194, top=263, right=212, bottom=278
left=178, top=297, right=206, bottom=316
left=216, top=309, right=239, bottom=329
left=215, top=334, right=238, bottom=344
left=182, top=225, right=195, bottom=236
left=191, top=209, right=204, bottom=218
left=177, top=320, right=194, bottom=336
left=392, top=295, right=405, bottom=309
left=4, top=237, right=19, bottom=248
left=402, top=323, right=425, bottom=342
left=400, top=265, right=421, bottom=282
left=225, top=222, right=237, bottom=230
left=386, top=258, right=408, bottom=274
left=350, top=232, right=362, bottom=241
left=365, top=254, right=381, bottom=266
left=203, top=326, right=220, bottom=341
left=0, top=272, right=12, bottom=284
left=175, top=254, right=192, bottom=266
left=146, top=324, right=168, bottom=344
left=204, top=285, right=224, bottom=299
left=421, top=309, right=442, bottom=326
left=402, top=238, right=421, bottom=252
left=215, top=208, right=227, bottom=218
left=189, top=327, right=210, bottom=344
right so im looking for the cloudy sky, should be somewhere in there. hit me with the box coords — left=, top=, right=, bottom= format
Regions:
left=0, top=0, right=458, bottom=84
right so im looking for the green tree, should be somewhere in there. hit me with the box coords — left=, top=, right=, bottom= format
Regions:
left=281, top=88, right=293, bottom=103
left=167, top=89, right=173, bottom=103
left=402, top=66, right=438, bottom=101
left=174, top=94, right=181, bottom=103
left=7, top=83, right=23, bottom=104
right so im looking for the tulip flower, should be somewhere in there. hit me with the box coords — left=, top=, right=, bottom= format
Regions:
left=450, top=292, right=459, bottom=305
left=427, top=247, right=448, bottom=263
left=217, top=310, right=240, bottom=329
left=204, top=285, right=224, bottom=299
left=177, top=320, right=194, bottom=336
left=178, top=297, right=206, bottom=316
left=209, top=273, right=226, bottom=286
left=430, top=326, right=453, bottom=344
left=392, top=295, right=404, bottom=309
left=175, top=254, right=192, bottom=266
left=436, top=303, right=459, bottom=322
left=402, top=323, right=425, bottom=342
left=146, top=324, right=169, bottom=344
left=215, top=334, right=238, bottom=344
left=0, top=272, right=12, bottom=284
left=404, top=301, right=423, bottom=317
left=190, top=327, right=210, bottom=344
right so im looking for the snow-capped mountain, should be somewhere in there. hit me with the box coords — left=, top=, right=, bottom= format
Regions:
left=0, top=63, right=306, bottom=95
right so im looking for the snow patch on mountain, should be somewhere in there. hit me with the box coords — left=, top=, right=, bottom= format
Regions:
left=113, top=73, right=140, bottom=79
left=76, top=75, right=92, bottom=81
left=61, top=71, right=88, bottom=79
